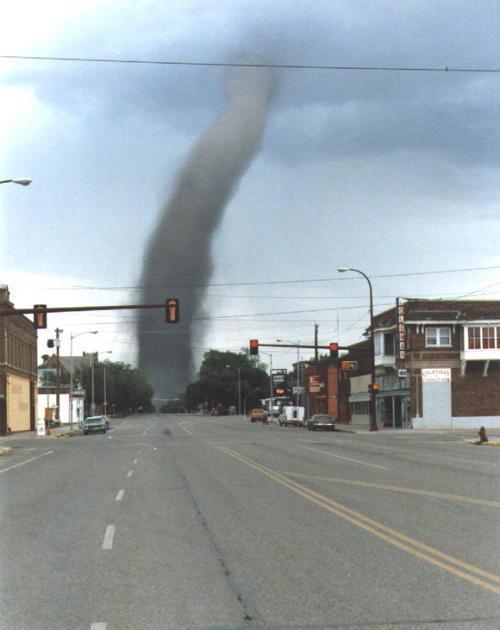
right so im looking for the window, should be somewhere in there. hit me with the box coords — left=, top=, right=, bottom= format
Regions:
left=374, top=333, right=382, bottom=356
left=425, top=327, right=451, bottom=347
left=384, top=333, right=395, bottom=355
left=483, top=327, right=495, bottom=349
left=351, top=401, right=370, bottom=415
left=467, top=326, right=500, bottom=350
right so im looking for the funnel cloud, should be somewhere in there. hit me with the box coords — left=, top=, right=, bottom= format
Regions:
left=137, top=66, right=274, bottom=399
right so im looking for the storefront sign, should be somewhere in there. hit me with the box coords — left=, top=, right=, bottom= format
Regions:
left=422, top=368, right=451, bottom=383
left=396, top=298, right=406, bottom=361
left=37, top=418, right=46, bottom=436
left=341, top=360, right=358, bottom=371
left=308, top=375, right=322, bottom=393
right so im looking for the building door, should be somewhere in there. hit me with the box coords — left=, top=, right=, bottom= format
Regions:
left=0, top=396, right=6, bottom=435
left=422, top=371, right=452, bottom=428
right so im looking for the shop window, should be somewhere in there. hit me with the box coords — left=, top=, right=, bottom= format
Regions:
left=425, top=327, right=451, bottom=347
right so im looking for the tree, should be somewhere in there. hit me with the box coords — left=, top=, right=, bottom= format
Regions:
left=76, top=360, right=154, bottom=415
left=185, top=350, right=269, bottom=413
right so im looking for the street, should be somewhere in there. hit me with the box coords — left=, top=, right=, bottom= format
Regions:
left=0, top=415, right=499, bottom=629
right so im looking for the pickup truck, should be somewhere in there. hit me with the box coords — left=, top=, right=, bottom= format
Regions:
left=82, top=415, right=109, bottom=434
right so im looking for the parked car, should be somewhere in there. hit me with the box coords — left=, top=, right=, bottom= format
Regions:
left=248, top=408, right=265, bottom=422
left=307, top=414, right=336, bottom=431
left=82, top=415, right=108, bottom=434
left=227, top=405, right=237, bottom=415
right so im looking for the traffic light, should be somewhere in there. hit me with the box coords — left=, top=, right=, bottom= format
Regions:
left=368, top=383, right=380, bottom=392
left=329, top=342, right=339, bottom=359
left=34, top=304, right=47, bottom=329
left=249, top=339, right=259, bottom=356
left=165, top=298, right=180, bottom=323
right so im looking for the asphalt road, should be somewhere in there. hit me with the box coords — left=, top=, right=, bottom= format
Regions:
left=0, top=415, right=499, bottom=629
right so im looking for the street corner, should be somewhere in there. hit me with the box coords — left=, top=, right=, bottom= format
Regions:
left=464, top=438, right=500, bottom=447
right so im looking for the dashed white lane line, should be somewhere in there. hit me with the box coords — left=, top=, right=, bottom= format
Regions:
left=301, top=445, right=389, bottom=470
left=90, top=623, right=106, bottom=630
left=102, top=525, right=115, bottom=550
left=133, top=458, right=138, bottom=464
left=0, top=450, right=54, bottom=474
left=115, top=489, right=125, bottom=502
left=127, top=470, right=133, bottom=478
left=181, top=426, right=192, bottom=434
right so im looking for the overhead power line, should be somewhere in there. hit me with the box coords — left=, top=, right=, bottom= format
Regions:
left=43, top=265, right=500, bottom=290
left=1, top=54, right=498, bottom=74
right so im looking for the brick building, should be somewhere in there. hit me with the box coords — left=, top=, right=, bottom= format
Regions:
left=372, top=299, right=500, bottom=429
left=0, top=285, right=38, bottom=434
left=303, top=363, right=339, bottom=420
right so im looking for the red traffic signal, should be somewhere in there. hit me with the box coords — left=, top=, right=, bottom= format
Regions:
left=249, top=339, right=259, bottom=356
left=34, top=304, right=47, bottom=329
left=165, top=298, right=180, bottom=324
left=329, top=342, right=339, bottom=359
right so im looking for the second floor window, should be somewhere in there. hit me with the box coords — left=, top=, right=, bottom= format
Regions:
left=467, top=326, right=500, bottom=350
left=425, top=327, right=451, bottom=347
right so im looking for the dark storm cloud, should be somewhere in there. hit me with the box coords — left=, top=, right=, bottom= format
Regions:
left=4, top=0, right=498, bottom=168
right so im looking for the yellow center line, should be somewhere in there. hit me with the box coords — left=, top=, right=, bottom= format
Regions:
left=214, top=444, right=500, bottom=595
left=281, top=472, right=500, bottom=509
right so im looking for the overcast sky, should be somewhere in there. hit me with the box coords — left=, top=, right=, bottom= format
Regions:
left=1, top=0, right=499, bottom=374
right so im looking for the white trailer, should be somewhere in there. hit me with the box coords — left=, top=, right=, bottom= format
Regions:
left=278, top=406, right=305, bottom=427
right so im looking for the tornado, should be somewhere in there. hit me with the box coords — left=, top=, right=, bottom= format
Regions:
left=137, top=66, right=274, bottom=400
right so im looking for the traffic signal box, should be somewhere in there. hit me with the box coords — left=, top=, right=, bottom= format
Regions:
left=329, top=342, right=339, bottom=358
left=165, top=298, right=180, bottom=323
left=249, top=339, right=259, bottom=356
left=34, top=304, right=47, bottom=329
left=329, top=342, right=339, bottom=367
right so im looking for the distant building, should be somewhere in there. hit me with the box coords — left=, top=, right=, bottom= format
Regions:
left=38, top=354, right=88, bottom=424
left=0, top=285, right=38, bottom=434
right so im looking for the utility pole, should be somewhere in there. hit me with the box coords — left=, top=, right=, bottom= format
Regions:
left=103, top=362, right=107, bottom=416
left=314, top=323, right=319, bottom=361
left=55, top=328, right=63, bottom=422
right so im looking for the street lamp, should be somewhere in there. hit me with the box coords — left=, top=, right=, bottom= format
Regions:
left=276, top=339, right=301, bottom=409
left=89, top=350, right=113, bottom=416
left=338, top=267, right=378, bottom=431
left=259, top=350, right=274, bottom=419
left=225, top=364, right=241, bottom=415
left=0, top=178, right=32, bottom=186
left=70, top=331, right=98, bottom=427
left=102, top=352, right=113, bottom=416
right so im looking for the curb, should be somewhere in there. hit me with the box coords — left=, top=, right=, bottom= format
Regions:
left=464, top=439, right=500, bottom=447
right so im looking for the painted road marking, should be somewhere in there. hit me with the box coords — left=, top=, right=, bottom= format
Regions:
left=115, top=489, right=125, bottom=502
left=215, top=445, right=500, bottom=595
left=301, top=445, right=389, bottom=470
left=182, top=427, right=192, bottom=435
left=282, top=472, right=500, bottom=509
left=127, top=470, right=133, bottom=478
left=0, top=450, right=54, bottom=474
left=133, top=458, right=138, bottom=464
left=90, top=623, right=106, bottom=630
left=102, top=525, right=115, bottom=550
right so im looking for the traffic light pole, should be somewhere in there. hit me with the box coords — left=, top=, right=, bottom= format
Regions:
left=55, top=328, right=63, bottom=422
